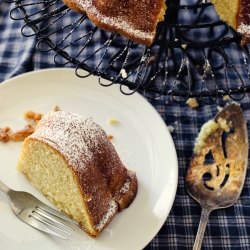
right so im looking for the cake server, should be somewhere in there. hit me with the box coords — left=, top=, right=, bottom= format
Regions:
left=186, top=103, right=248, bottom=250
left=0, top=180, right=78, bottom=240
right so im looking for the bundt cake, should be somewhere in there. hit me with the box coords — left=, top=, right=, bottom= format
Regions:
left=16, top=111, right=138, bottom=237
left=62, top=0, right=167, bottom=46
left=211, top=0, right=250, bottom=45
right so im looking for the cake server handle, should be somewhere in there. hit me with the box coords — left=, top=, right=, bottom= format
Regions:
left=192, top=207, right=212, bottom=250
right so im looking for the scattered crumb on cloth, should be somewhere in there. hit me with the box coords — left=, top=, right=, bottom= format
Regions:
left=167, top=125, right=174, bottom=133
left=186, top=98, right=199, bottom=108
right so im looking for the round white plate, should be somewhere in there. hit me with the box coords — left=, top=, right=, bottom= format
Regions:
left=0, top=68, right=178, bottom=250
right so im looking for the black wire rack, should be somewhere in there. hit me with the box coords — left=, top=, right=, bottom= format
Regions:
left=4, top=0, right=250, bottom=104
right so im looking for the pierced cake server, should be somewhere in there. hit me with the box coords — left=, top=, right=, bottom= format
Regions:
left=0, top=180, right=78, bottom=240
left=186, top=103, right=248, bottom=250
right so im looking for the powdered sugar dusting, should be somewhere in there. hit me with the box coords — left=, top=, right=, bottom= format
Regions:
left=120, top=172, right=134, bottom=193
left=120, top=171, right=136, bottom=195
left=95, top=200, right=117, bottom=230
left=238, top=23, right=250, bottom=36
left=29, top=111, right=109, bottom=170
left=120, top=179, right=130, bottom=193
left=77, top=1, right=152, bottom=39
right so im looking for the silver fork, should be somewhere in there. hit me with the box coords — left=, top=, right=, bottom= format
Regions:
left=0, top=180, right=79, bottom=240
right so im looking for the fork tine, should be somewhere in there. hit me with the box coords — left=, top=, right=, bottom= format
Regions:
left=33, top=208, right=75, bottom=232
left=1, top=182, right=79, bottom=240
left=22, top=214, right=68, bottom=240
left=34, top=201, right=78, bottom=225
left=30, top=212, right=72, bottom=235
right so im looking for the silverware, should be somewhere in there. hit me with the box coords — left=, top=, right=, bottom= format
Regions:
left=186, top=103, right=248, bottom=250
left=0, top=180, right=78, bottom=240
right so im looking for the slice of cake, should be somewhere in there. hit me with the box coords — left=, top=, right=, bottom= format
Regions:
left=211, top=0, right=250, bottom=45
left=62, top=0, right=167, bottom=46
left=16, top=111, right=137, bottom=237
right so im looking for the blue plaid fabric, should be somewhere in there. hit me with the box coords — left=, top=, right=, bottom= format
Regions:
left=1, top=0, right=250, bottom=249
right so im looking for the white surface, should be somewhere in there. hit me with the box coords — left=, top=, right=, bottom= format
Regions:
left=0, top=68, right=178, bottom=250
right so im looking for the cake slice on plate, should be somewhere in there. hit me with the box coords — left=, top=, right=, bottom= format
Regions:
left=16, top=111, right=138, bottom=237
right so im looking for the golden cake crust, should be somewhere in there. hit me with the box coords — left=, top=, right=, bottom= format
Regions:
left=62, top=0, right=167, bottom=45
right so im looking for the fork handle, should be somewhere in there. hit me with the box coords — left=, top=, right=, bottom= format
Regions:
left=0, top=180, right=10, bottom=195
left=193, top=207, right=212, bottom=250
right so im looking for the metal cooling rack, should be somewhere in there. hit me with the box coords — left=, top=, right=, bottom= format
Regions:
left=4, top=0, right=250, bottom=103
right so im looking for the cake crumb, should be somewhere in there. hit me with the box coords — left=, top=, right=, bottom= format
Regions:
left=54, top=105, right=60, bottom=111
left=120, top=69, right=127, bottom=79
left=108, top=118, right=118, bottom=124
left=24, top=110, right=35, bottom=120
left=186, top=98, right=199, bottom=108
left=181, top=44, right=187, bottom=49
left=108, top=135, right=114, bottom=140
left=0, top=106, right=59, bottom=143
left=167, top=125, right=174, bottom=133
left=217, top=106, right=223, bottom=112
left=8, top=124, right=35, bottom=141
left=0, top=127, right=10, bottom=142
left=24, top=110, right=43, bottom=124
left=217, top=117, right=231, bottom=132
left=194, top=119, right=219, bottom=153
left=223, top=95, right=230, bottom=101
left=194, top=117, right=231, bottom=153
left=0, top=124, right=35, bottom=143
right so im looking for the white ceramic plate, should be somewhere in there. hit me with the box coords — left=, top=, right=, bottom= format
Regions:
left=0, top=68, right=178, bottom=250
